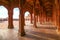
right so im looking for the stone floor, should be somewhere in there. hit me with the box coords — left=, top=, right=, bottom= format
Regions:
left=0, top=21, right=60, bottom=40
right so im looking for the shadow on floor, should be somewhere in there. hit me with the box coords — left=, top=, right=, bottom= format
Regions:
left=37, top=26, right=57, bottom=30
left=24, top=30, right=60, bottom=40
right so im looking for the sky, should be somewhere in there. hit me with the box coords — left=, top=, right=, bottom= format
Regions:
left=0, top=6, right=8, bottom=18
left=0, top=6, right=30, bottom=19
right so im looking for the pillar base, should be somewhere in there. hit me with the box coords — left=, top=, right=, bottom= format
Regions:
left=31, top=20, right=33, bottom=24
left=34, top=25, right=37, bottom=28
left=58, top=28, right=60, bottom=32
left=18, top=31, right=25, bottom=36
left=56, top=29, right=60, bottom=35
left=21, top=32, right=25, bottom=36
left=8, top=25, right=14, bottom=29
left=31, top=22, right=33, bottom=24
left=24, top=23, right=25, bottom=26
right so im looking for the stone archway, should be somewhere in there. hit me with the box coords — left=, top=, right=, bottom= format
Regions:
left=24, top=11, right=30, bottom=25
left=13, top=8, right=19, bottom=29
left=0, top=5, right=8, bottom=28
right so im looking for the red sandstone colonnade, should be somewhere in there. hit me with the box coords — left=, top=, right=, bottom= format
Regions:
left=0, top=0, right=59, bottom=36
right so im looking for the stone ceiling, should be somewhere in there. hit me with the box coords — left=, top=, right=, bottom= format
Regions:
left=0, top=0, right=57, bottom=16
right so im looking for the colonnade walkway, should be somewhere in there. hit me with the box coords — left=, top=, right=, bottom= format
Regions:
left=0, top=21, right=60, bottom=40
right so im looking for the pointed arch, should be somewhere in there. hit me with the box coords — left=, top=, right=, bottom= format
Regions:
left=13, top=8, right=20, bottom=19
left=0, top=5, right=8, bottom=28
left=24, top=11, right=30, bottom=20
left=0, top=6, right=8, bottom=18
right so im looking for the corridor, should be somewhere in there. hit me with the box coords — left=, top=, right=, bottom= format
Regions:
left=0, top=0, right=60, bottom=40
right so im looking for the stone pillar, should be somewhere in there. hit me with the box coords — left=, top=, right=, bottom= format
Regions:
left=39, top=14, right=40, bottom=23
left=41, top=9, right=44, bottom=23
left=52, top=5, right=57, bottom=26
left=41, top=10, right=44, bottom=24
left=38, top=15, right=39, bottom=23
left=18, top=0, right=25, bottom=36
left=23, top=10, right=25, bottom=26
left=33, top=9, right=37, bottom=28
left=57, top=2, right=60, bottom=31
left=8, top=7, right=14, bottom=29
left=55, top=0, right=60, bottom=32
left=30, top=14, right=33, bottom=24
left=39, top=12, right=42, bottom=24
left=19, top=8, right=25, bottom=36
left=36, top=15, right=39, bottom=22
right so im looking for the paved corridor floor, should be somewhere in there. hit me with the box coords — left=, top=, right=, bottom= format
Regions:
left=0, top=21, right=60, bottom=40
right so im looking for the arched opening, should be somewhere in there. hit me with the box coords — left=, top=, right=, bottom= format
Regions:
left=13, top=8, right=19, bottom=29
left=0, top=6, right=8, bottom=29
left=24, top=11, right=30, bottom=25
